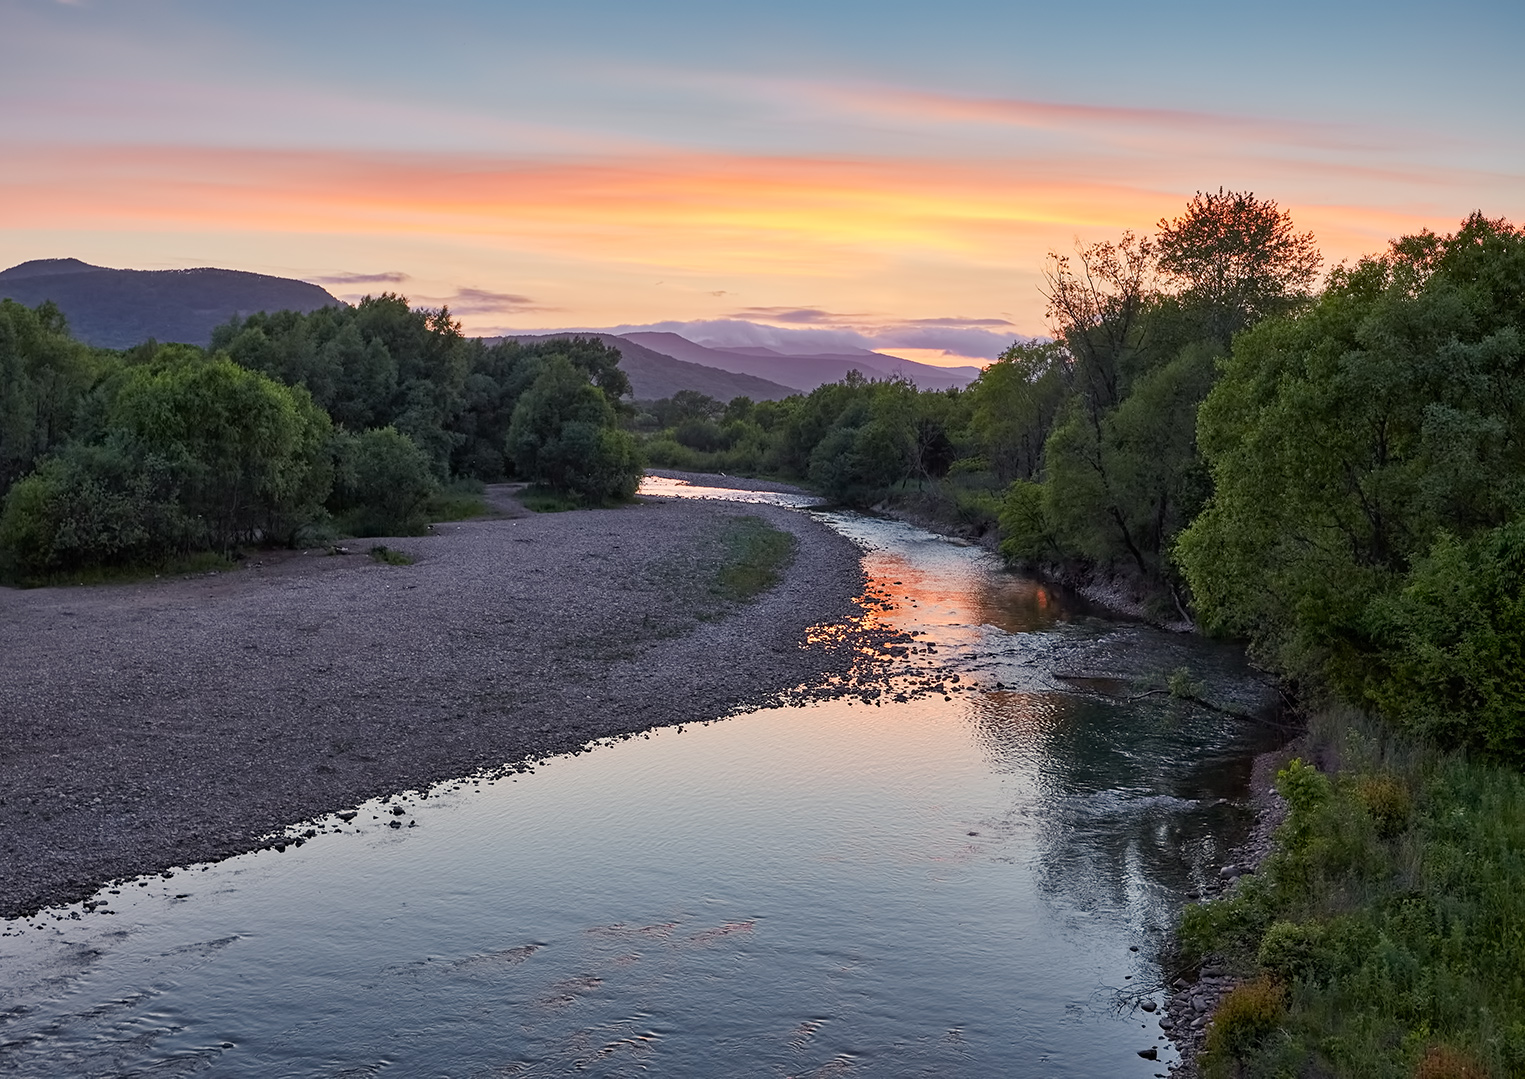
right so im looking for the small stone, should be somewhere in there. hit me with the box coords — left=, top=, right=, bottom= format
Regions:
left=1192, top=995, right=1208, bottom=1012
left=1158, top=1018, right=1174, bottom=1031
left=1137, top=1048, right=1158, bottom=1060
left=337, top=811, right=357, bottom=822
left=1141, top=1000, right=1156, bottom=1012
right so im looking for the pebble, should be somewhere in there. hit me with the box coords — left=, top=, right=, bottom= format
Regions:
left=1140, top=1000, right=1156, bottom=1012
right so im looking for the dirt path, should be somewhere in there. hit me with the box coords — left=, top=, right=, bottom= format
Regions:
left=0, top=485, right=872, bottom=918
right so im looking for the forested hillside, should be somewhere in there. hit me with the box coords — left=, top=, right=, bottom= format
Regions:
left=0, top=296, right=642, bottom=583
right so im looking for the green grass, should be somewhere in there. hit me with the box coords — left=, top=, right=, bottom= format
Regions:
left=1179, top=709, right=1525, bottom=1078
left=517, top=489, right=581, bottom=513
left=711, top=515, right=797, bottom=603
left=425, top=480, right=489, bottom=522
left=367, top=544, right=416, bottom=566
left=9, top=549, right=238, bottom=588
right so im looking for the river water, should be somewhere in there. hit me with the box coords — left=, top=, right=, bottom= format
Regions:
left=0, top=477, right=1285, bottom=1077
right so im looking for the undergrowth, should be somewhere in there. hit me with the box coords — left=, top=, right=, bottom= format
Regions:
left=7, top=549, right=237, bottom=588
left=1179, top=709, right=1525, bottom=1078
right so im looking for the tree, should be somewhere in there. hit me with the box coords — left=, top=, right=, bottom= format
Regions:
left=330, top=427, right=439, bottom=536
left=0, top=300, right=109, bottom=496
left=1176, top=213, right=1525, bottom=718
left=1157, top=189, right=1322, bottom=346
left=108, top=352, right=332, bottom=549
left=506, top=357, right=642, bottom=502
left=966, top=340, right=1068, bottom=483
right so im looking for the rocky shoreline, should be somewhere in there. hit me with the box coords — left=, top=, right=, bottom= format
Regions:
left=0, top=481, right=886, bottom=920
left=1162, top=740, right=1302, bottom=1075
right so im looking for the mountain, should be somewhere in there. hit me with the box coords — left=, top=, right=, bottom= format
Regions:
left=499, top=333, right=801, bottom=402
left=617, top=332, right=982, bottom=392
left=0, top=260, right=339, bottom=349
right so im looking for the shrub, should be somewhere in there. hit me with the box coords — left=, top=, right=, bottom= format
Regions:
left=1355, top=774, right=1412, bottom=838
left=1203, top=977, right=1285, bottom=1072
left=1257, top=920, right=1328, bottom=983
left=331, top=427, right=438, bottom=536
left=1413, top=1045, right=1489, bottom=1079
left=1365, top=520, right=1525, bottom=762
left=0, top=438, right=192, bottom=582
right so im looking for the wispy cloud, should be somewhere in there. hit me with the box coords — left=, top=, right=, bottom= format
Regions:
left=309, top=270, right=410, bottom=285
left=439, top=287, right=548, bottom=316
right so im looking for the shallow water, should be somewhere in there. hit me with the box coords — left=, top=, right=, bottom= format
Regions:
left=0, top=478, right=1286, bottom=1077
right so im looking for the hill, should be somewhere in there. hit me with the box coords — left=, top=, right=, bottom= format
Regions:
left=0, top=260, right=339, bottom=348
left=617, top=332, right=982, bottom=392
left=500, top=333, right=801, bottom=401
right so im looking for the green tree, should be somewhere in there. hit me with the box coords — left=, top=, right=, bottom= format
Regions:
left=507, top=357, right=642, bottom=502
left=1177, top=213, right=1525, bottom=713
left=0, top=436, right=190, bottom=582
left=330, top=426, right=439, bottom=536
left=0, top=299, right=110, bottom=496
left=109, top=352, right=333, bottom=549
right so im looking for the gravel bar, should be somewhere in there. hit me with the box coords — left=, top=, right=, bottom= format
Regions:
left=0, top=484, right=871, bottom=919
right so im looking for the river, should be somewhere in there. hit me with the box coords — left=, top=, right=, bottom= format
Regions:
left=0, top=476, right=1286, bottom=1077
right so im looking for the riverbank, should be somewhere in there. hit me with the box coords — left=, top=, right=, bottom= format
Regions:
left=1169, top=709, right=1525, bottom=1078
left=0, top=482, right=881, bottom=919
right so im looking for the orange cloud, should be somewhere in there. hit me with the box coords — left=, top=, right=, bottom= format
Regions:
left=1, top=142, right=1504, bottom=334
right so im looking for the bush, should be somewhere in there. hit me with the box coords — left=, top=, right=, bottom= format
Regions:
left=0, top=438, right=192, bottom=583
left=507, top=358, right=643, bottom=503
left=331, top=427, right=438, bottom=536
left=1355, top=774, right=1412, bottom=838
left=1257, top=920, right=1328, bottom=983
left=998, top=479, right=1051, bottom=563
left=1365, top=520, right=1525, bottom=762
left=1413, top=1045, right=1489, bottom=1079
left=1203, top=977, right=1285, bottom=1073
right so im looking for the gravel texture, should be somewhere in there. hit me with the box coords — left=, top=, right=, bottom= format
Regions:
left=0, top=484, right=874, bottom=919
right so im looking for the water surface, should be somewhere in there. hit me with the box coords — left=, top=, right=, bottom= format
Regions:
left=0, top=478, right=1284, bottom=1076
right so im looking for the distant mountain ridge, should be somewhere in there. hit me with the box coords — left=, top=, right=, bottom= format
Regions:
left=499, top=333, right=799, bottom=402
left=0, top=259, right=339, bottom=349
left=616, top=332, right=981, bottom=392
left=0, top=257, right=983, bottom=400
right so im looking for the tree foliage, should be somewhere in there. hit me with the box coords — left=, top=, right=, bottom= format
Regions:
left=1177, top=213, right=1525, bottom=756
left=1, top=295, right=642, bottom=580
left=507, top=357, right=642, bottom=503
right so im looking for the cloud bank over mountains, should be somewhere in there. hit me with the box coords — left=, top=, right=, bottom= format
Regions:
left=484, top=314, right=1025, bottom=365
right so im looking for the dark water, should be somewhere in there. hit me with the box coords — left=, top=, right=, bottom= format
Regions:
left=0, top=479, right=1286, bottom=1077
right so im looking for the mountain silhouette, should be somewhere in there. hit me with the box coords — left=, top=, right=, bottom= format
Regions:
left=617, top=332, right=980, bottom=391
left=0, top=260, right=339, bottom=349
left=501, top=333, right=799, bottom=401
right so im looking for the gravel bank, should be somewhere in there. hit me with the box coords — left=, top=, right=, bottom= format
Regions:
left=0, top=485, right=872, bottom=919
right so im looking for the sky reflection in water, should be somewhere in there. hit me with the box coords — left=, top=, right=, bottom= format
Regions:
left=0, top=478, right=1286, bottom=1076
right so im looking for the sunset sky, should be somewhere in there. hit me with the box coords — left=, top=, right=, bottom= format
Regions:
left=3, top=0, right=1521, bottom=365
